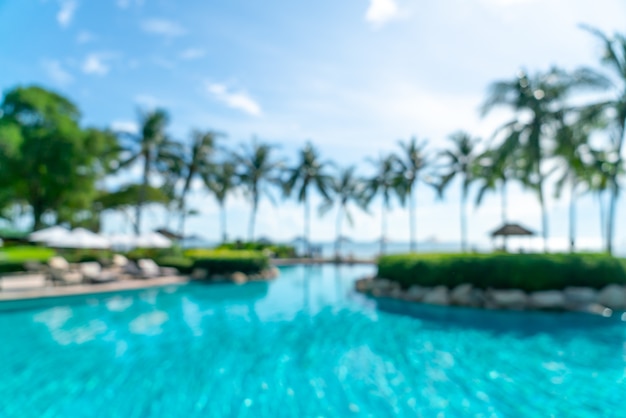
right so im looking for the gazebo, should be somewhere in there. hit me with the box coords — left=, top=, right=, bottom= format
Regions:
left=490, top=223, right=534, bottom=252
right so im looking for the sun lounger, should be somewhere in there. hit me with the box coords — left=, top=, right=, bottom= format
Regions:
left=47, top=256, right=84, bottom=285
left=78, top=262, right=118, bottom=284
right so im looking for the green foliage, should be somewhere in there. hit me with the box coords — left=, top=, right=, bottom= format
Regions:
left=187, top=250, right=269, bottom=275
left=125, top=246, right=181, bottom=261
left=0, top=245, right=55, bottom=274
left=0, top=246, right=55, bottom=262
left=156, top=256, right=193, bottom=274
left=0, top=262, right=28, bottom=274
left=0, top=85, right=119, bottom=230
left=377, top=253, right=626, bottom=292
left=213, top=242, right=296, bottom=258
left=58, top=249, right=112, bottom=264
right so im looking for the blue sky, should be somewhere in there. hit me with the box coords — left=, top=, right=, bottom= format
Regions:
left=1, top=0, right=626, bottom=252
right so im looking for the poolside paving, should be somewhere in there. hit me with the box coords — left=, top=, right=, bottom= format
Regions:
left=0, top=275, right=189, bottom=303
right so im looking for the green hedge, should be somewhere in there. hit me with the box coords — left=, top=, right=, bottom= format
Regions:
left=213, top=242, right=296, bottom=258
left=0, top=262, right=28, bottom=274
left=189, top=250, right=269, bottom=275
left=377, top=253, right=626, bottom=292
left=156, top=256, right=194, bottom=274
left=0, top=246, right=55, bottom=262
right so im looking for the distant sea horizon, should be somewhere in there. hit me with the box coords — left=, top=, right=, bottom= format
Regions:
left=179, top=238, right=625, bottom=259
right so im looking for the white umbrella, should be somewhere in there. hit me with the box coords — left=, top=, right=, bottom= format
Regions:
left=29, top=226, right=71, bottom=243
left=134, top=232, right=171, bottom=248
left=48, top=228, right=111, bottom=249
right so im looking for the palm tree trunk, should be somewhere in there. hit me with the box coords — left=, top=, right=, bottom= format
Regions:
left=136, top=151, right=151, bottom=235
left=460, top=183, right=467, bottom=252
left=538, top=181, right=549, bottom=253
left=178, top=197, right=186, bottom=239
left=409, top=186, right=416, bottom=252
left=606, top=179, right=618, bottom=254
left=598, top=191, right=606, bottom=246
left=304, top=194, right=311, bottom=257
left=501, top=179, right=508, bottom=252
left=380, top=199, right=387, bottom=255
left=248, top=194, right=258, bottom=242
left=607, top=123, right=625, bottom=255
left=335, top=205, right=343, bottom=258
left=220, top=201, right=227, bottom=243
left=569, top=176, right=576, bottom=253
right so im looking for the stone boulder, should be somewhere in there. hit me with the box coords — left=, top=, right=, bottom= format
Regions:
left=355, top=278, right=374, bottom=293
left=230, top=271, right=248, bottom=285
left=488, top=289, right=528, bottom=310
left=563, top=287, right=598, bottom=310
left=529, top=290, right=566, bottom=310
left=191, top=268, right=208, bottom=280
left=370, top=279, right=400, bottom=297
left=597, top=284, right=626, bottom=310
left=422, top=286, right=450, bottom=306
left=450, top=284, right=473, bottom=306
left=405, top=285, right=428, bottom=302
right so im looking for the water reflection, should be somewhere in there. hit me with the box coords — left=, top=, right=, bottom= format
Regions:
left=376, top=297, right=626, bottom=338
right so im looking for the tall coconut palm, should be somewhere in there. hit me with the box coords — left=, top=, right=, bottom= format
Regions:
left=481, top=67, right=602, bottom=252
left=283, top=142, right=332, bottom=256
left=436, top=131, right=479, bottom=253
left=234, top=139, right=283, bottom=241
left=580, top=26, right=626, bottom=254
left=203, top=161, right=238, bottom=243
left=366, top=154, right=402, bottom=255
left=552, top=111, right=605, bottom=253
left=319, top=166, right=368, bottom=257
left=178, top=129, right=220, bottom=238
left=395, top=137, right=429, bottom=252
left=119, top=108, right=181, bottom=234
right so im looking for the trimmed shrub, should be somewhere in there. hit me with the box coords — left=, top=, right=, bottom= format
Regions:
left=60, top=249, right=113, bottom=264
left=157, top=256, right=193, bottom=274
left=0, top=246, right=55, bottom=263
left=125, top=246, right=182, bottom=261
left=377, top=253, right=626, bottom=292
left=0, top=262, right=28, bottom=274
left=189, top=250, right=269, bottom=275
left=213, top=242, right=297, bottom=258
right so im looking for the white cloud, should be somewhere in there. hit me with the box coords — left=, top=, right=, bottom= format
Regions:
left=141, top=18, right=186, bottom=37
left=205, top=82, right=262, bottom=116
left=365, top=0, right=399, bottom=27
left=179, top=48, right=205, bottom=60
left=42, top=59, right=73, bottom=86
left=76, top=30, right=95, bottom=44
left=82, top=53, right=111, bottom=75
left=57, top=0, right=77, bottom=28
left=111, top=120, right=139, bottom=134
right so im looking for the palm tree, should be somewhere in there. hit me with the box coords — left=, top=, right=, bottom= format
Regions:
left=203, top=161, right=238, bottom=243
left=552, top=112, right=603, bottom=253
left=481, top=67, right=601, bottom=252
left=580, top=26, right=626, bottom=254
left=395, top=137, right=429, bottom=252
left=119, top=108, right=181, bottom=234
left=319, top=166, right=368, bottom=258
left=436, top=131, right=479, bottom=253
left=178, top=130, right=219, bottom=238
left=283, top=142, right=332, bottom=256
left=234, top=139, right=283, bottom=241
left=366, top=154, right=401, bottom=255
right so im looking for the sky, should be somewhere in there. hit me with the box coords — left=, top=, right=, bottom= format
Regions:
left=1, top=0, right=626, bottom=252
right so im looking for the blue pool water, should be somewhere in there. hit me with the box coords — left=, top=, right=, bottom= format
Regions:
left=1, top=265, right=625, bottom=417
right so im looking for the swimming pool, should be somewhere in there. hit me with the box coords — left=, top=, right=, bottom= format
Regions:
left=1, top=264, right=625, bottom=417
